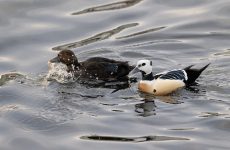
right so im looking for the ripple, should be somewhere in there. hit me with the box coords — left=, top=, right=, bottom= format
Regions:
left=199, top=112, right=228, bottom=118
left=0, top=72, right=25, bottom=86
left=169, top=128, right=195, bottom=131
left=162, top=6, right=207, bottom=17
left=52, top=23, right=138, bottom=51
left=0, top=56, right=13, bottom=62
left=213, top=49, right=230, bottom=56
left=120, top=51, right=151, bottom=58
left=116, top=26, right=166, bottom=39
left=72, top=0, right=143, bottom=15
left=80, top=135, right=189, bottom=142
left=135, top=101, right=156, bottom=117
left=10, top=138, right=45, bottom=150
left=0, top=104, right=20, bottom=115
left=1, top=0, right=230, bottom=149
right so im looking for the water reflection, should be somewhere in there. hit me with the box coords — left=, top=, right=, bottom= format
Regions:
left=162, top=6, right=207, bottom=17
left=199, top=112, right=228, bottom=118
left=80, top=135, right=189, bottom=142
left=213, top=49, right=230, bottom=56
left=1, top=0, right=230, bottom=149
left=58, top=90, right=104, bottom=99
left=72, top=0, right=143, bottom=15
left=139, top=92, right=183, bottom=104
left=52, top=23, right=138, bottom=51
left=37, top=80, right=134, bottom=123
left=53, top=78, right=134, bottom=94
left=116, top=26, right=166, bottom=39
left=0, top=104, right=19, bottom=116
left=134, top=92, right=183, bottom=117
left=135, top=100, right=156, bottom=117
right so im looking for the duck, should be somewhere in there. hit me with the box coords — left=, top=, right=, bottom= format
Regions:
left=129, top=59, right=210, bottom=96
left=48, top=50, right=134, bottom=82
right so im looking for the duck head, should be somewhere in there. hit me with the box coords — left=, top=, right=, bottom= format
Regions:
left=49, top=50, right=79, bottom=72
left=129, top=59, right=153, bottom=80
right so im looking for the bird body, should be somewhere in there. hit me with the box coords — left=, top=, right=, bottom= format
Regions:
left=48, top=50, right=134, bottom=81
left=138, top=76, right=185, bottom=96
left=130, top=60, right=210, bottom=96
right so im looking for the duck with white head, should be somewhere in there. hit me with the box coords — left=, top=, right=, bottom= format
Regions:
left=130, top=59, right=210, bottom=96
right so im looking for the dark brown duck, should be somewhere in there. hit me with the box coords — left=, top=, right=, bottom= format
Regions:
left=49, top=50, right=134, bottom=81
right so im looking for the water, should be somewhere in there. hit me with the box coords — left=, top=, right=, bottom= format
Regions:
left=0, top=0, right=230, bottom=149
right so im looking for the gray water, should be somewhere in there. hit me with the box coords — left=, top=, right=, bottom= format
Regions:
left=0, top=0, right=230, bottom=149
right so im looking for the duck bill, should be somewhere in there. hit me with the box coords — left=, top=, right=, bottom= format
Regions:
left=49, top=56, right=60, bottom=63
left=129, top=67, right=140, bottom=75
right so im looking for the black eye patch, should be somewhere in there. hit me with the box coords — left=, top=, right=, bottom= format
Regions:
left=142, top=63, right=146, bottom=66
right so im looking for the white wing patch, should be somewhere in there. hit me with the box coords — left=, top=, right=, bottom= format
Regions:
left=182, top=70, right=188, bottom=80
left=156, top=69, right=187, bottom=81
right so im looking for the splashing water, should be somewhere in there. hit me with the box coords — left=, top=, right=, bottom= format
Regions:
left=47, top=62, right=75, bottom=83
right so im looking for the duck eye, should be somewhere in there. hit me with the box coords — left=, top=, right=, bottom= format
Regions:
left=142, top=63, right=146, bottom=66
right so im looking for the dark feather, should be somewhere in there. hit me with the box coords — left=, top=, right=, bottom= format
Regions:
left=184, top=63, right=210, bottom=85
left=51, top=50, right=134, bottom=81
left=159, top=70, right=186, bottom=81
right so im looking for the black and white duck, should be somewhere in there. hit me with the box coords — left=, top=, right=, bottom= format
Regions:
left=129, top=59, right=210, bottom=96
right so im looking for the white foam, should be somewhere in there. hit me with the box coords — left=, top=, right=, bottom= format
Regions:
left=47, top=62, right=75, bottom=83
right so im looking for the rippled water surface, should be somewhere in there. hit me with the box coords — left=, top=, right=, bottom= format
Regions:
left=0, top=0, right=230, bottom=149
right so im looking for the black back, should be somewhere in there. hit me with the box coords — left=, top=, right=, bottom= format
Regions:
left=80, top=58, right=133, bottom=81
left=158, top=70, right=187, bottom=81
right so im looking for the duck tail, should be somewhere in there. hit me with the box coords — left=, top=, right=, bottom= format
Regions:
left=199, top=63, right=210, bottom=73
left=184, top=63, right=210, bottom=85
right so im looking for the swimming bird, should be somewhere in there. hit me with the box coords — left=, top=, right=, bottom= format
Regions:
left=129, top=60, right=210, bottom=96
left=48, top=50, right=134, bottom=82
